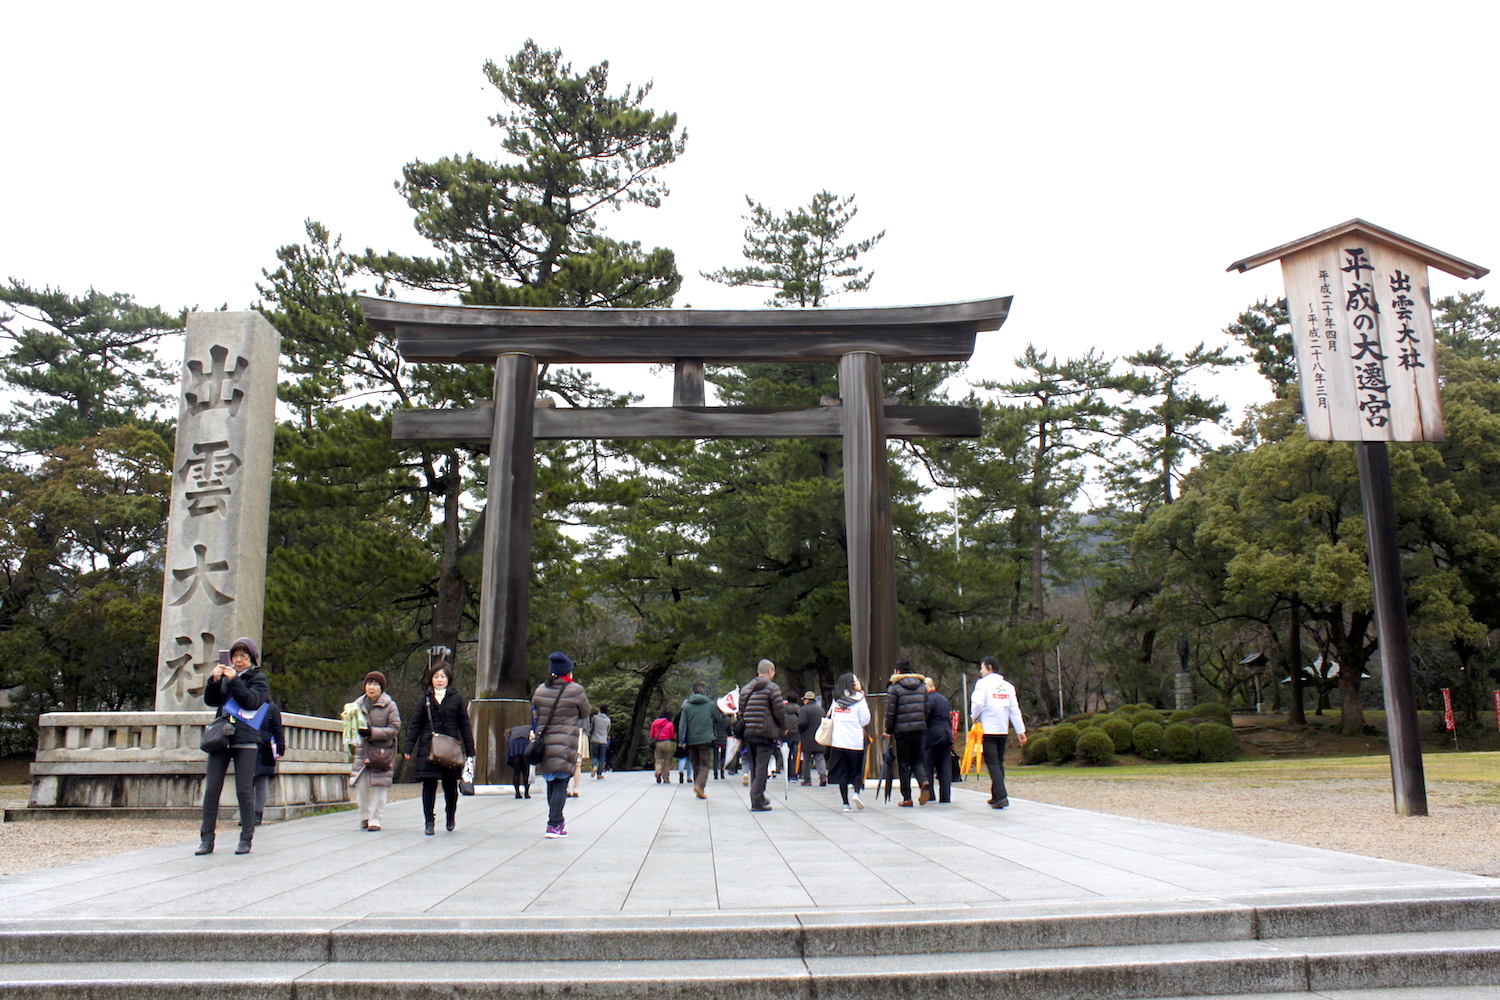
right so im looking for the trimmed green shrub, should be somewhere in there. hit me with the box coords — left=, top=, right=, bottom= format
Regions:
left=1047, top=724, right=1080, bottom=762
left=1195, top=722, right=1237, bottom=762
left=1130, top=708, right=1165, bottom=728
left=1133, top=721, right=1164, bottom=759
left=1100, top=718, right=1134, bottom=754
left=1168, top=708, right=1194, bottom=724
left=1090, top=712, right=1116, bottom=727
left=1021, top=735, right=1051, bottom=765
left=1190, top=702, right=1232, bottom=726
left=1163, top=722, right=1198, bottom=762
left=1076, top=729, right=1115, bottom=765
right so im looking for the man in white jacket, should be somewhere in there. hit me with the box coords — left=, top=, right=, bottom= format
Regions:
left=970, top=656, right=1027, bottom=809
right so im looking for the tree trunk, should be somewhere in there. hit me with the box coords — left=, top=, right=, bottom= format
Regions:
left=1286, top=602, right=1306, bottom=725
left=619, top=661, right=672, bottom=772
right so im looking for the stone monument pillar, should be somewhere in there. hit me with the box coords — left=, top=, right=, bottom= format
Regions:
left=15, top=312, right=352, bottom=821
left=155, top=312, right=279, bottom=709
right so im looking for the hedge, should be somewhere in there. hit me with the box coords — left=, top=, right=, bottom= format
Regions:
left=1195, top=722, right=1237, bottom=762
left=1133, top=721, right=1164, bottom=760
left=1100, top=718, right=1134, bottom=754
left=1163, top=722, right=1198, bottom=762
left=1076, top=729, right=1115, bottom=765
left=1046, top=723, right=1080, bottom=762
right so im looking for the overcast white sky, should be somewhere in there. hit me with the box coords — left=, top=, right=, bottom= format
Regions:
left=3, top=0, right=1496, bottom=421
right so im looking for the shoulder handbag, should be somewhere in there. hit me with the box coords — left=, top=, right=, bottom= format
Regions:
left=364, top=743, right=395, bottom=771
left=526, top=682, right=569, bottom=765
left=425, top=697, right=466, bottom=769
left=200, top=714, right=235, bottom=754
left=814, top=714, right=834, bottom=747
left=361, top=700, right=395, bottom=771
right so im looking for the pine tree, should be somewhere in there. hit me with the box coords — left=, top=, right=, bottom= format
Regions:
left=703, top=191, right=883, bottom=307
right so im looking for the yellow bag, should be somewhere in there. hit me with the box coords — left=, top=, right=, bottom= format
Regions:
left=961, top=722, right=985, bottom=775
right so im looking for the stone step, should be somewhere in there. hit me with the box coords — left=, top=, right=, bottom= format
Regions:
left=2, top=930, right=1498, bottom=999
left=4, top=892, right=1499, bottom=965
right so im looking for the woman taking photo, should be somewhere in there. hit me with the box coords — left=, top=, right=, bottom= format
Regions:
left=404, top=660, right=475, bottom=835
left=828, top=671, right=872, bottom=813
left=198, top=637, right=269, bottom=856
left=350, top=671, right=401, bottom=832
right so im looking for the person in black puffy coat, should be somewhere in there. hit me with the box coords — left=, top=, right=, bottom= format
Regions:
left=198, top=636, right=270, bottom=856
left=404, top=660, right=476, bottom=835
left=884, top=659, right=930, bottom=807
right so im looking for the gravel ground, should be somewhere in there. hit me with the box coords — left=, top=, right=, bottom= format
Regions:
left=1015, top=773, right=1500, bottom=879
left=2, top=775, right=1497, bottom=880
left=0, top=783, right=420, bottom=877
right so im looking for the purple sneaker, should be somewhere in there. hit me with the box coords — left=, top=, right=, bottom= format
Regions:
left=555, top=821, right=568, bottom=838
left=544, top=824, right=561, bottom=839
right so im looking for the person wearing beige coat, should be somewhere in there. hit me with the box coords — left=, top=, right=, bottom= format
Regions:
left=350, top=671, right=401, bottom=831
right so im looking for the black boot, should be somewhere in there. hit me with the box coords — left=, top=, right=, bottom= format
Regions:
left=255, top=811, right=263, bottom=826
left=446, top=814, right=456, bottom=832
left=194, top=835, right=214, bottom=856
left=235, top=839, right=252, bottom=855
left=425, top=819, right=435, bottom=836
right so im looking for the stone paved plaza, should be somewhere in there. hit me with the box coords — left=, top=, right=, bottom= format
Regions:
left=1, top=769, right=1491, bottom=920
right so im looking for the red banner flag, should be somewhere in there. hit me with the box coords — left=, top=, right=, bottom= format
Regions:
left=1442, top=688, right=1455, bottom=732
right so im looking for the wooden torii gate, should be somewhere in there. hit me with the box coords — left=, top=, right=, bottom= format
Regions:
left=363, top=296, right=1010, bottom=722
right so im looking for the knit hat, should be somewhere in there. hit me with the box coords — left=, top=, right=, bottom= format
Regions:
left=548, top=652, right=574, bottom=676
left=362, top=671, right=386, bottom=691
left=229, top=637, right=260, bottom=667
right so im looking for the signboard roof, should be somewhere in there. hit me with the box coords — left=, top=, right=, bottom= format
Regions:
left=1226, top=219, right=1488, bottom=279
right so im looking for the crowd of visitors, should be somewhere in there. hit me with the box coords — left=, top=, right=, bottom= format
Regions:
left=195, top=643, right=1027, bottom=853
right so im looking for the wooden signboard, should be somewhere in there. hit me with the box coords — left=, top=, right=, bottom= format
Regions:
left=1229, top=219, right=1487, bottom=442
left=1229, top=221, right=1487, bottom=818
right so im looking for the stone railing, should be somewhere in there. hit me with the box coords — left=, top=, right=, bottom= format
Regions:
left=26, top=710, right=350, bottom=814
left=34, top=711, right=346, bottom=762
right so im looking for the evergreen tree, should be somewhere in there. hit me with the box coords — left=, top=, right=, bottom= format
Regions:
left=259, top=42, right=686, bottom=696
left=359, top=40, right=685, bottom=308
left=975, top=347, right=1129, bottom=716
left=0, top=281, right=181, bottom=458
left=1225, top=298, right=1296, bottom=400
left=1108, top=342, right=1240, bottom=509
left=702, top=191, right=883, bottom=307
left=0, top=426, right=169, bottom=733
left=0, top=282, right=181, bottom=740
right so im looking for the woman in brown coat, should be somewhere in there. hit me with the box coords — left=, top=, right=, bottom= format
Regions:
left=350, top=671, right=401, bottom=831
left=531, top=651, right=590, bottom=839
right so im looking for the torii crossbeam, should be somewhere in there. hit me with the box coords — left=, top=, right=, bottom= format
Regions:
left=364, top=295, right=1011, bottom=708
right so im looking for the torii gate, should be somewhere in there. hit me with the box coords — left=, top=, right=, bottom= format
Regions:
left=363, top=296, right=1010, bottom=711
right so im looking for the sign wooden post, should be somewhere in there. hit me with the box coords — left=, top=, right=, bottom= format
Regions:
left=1230, top=220, right=1487, bottom=817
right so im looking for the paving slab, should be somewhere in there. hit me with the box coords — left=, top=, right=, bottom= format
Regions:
left=0, top=771, right=1491, bottom=923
